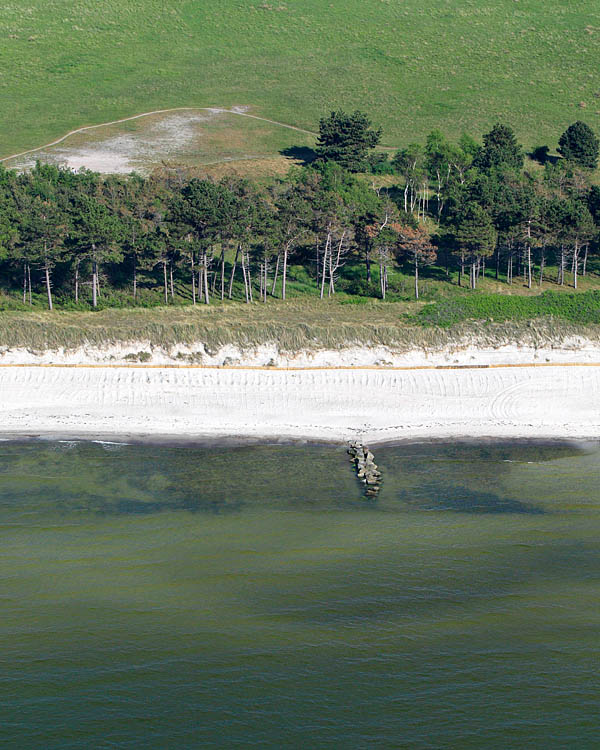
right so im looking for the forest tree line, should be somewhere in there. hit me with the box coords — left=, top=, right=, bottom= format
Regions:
left=0, top=113, right=599, bottom=309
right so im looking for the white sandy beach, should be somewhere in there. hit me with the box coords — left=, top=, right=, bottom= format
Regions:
left=0, top=354, right=599, bottom=442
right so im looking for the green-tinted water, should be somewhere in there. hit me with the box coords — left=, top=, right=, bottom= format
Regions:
left=1, top=440, right=599, bottom=749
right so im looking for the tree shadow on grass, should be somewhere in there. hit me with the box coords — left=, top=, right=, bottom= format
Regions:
left=529, top=145, right=559, bottom=165
left=280, top=145, right=318, bottom=166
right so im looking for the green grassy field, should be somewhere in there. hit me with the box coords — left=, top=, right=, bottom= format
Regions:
left=2, top=0, right=600, bottom=159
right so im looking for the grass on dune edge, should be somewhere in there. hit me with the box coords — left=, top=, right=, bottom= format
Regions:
left=2, top=293, right=600, bottom=353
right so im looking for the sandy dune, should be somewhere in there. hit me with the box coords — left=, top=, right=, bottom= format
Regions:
left=0, top=364, right=598, bottom=443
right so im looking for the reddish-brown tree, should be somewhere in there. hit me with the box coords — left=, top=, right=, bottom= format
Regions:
left=396, top=225, right=437, bottom=299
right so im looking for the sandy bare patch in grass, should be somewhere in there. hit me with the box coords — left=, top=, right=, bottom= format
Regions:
left=5, top=108, right=315, bottom=175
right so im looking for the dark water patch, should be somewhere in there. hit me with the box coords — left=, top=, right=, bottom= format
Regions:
left=398, top=481, right=545, bottom=514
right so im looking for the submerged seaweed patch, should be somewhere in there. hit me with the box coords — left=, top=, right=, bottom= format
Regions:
left=399, top=482, right=545, bottom=515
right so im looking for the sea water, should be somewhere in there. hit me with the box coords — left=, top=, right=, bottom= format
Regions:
left=1, top=440, right=598, bottom=749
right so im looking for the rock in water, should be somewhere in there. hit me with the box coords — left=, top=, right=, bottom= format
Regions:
left=348, top=441, right=382, bottom=498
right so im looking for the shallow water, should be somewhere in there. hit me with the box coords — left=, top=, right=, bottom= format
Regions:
left=1, top=440, right=599, bottom=749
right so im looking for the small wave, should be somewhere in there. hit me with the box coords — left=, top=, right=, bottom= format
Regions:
left=92, top=440, right=132, bottom=451
left=91, top=440, right=131, bottom=445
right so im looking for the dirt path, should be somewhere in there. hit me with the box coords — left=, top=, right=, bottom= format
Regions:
left=0, top=107, right=317, bottom=165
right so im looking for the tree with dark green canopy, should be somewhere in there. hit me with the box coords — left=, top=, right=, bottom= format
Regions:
left=169, top=179, right=232, bottom=304
left=474, top=123, right=524, bottom=171
left=0, top=171, right=19, bottom=289
left=588, top=185, right=600, bottom=223
left=558, top=121, right=599, bottom=169
left=455, top=204, right=497, bottom=289
left=270, top=172, right=313, bottom=300
left=21, top=195, right=67, bottom=310
left=315, top=110, right=382, bottom=172
left=563, top=200, right=596, bottom=288
left=73, top=194, right=123, bottom=307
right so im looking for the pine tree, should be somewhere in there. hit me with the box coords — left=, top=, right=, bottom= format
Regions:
left=558, top=121, right=599, bottom=169
left=455, top=204, right=497, bottom=289
left=475, top=123, right=524, bottom=171
left=315, top=110, right=381, bottom=172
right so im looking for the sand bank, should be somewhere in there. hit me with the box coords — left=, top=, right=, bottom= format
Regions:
left=2, top=336, right=600, bottom=368
left=0, top=361, right=598, bottom=442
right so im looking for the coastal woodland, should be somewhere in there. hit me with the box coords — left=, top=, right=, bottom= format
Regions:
left=1, top=113, right=600, bottom=313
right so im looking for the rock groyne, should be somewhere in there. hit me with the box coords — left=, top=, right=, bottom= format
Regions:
left=348, top=441, right=382, bottom=497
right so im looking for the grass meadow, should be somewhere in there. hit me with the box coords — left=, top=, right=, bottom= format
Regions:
left=2, top=1, right=600, bottom=159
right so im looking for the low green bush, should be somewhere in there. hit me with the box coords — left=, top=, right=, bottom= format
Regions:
left=414, top=290, right=600, bottom=327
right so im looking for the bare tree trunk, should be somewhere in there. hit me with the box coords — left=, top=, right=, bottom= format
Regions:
left=170, top=263, right=174, bottom=300
left=210, top=261, right=217, bottom=295
left=220, top=248, right=225, bottom=301
left=573, top=240, right=579, bottom=290
left=329, top=232, right=345, bottom=297
left=163, top=260, right=168, bottom=304
left=320, top=234, right=330, bottom=299
left=228, top=244, right=240, bottom=299
left=560, top=245, right=565, bottom=285
left=45, top=262, right=53, bottom=311
left=191, top=253, right=196, bottom=305
left=328, top=239, right=334, bottom=297
left=23, top=263, right=26, bottom=304
left=271, top=253, right=280, bottom=296
left=527, top=244, right=532, bottom=289
left=263, top=259, right=268, bottom=302
left=133, top=256, right=137, bottom=300
left=246, top=252, right=253, bottom=303
left=538, top=249, right=545, bottom=286
left=75, top=259, right=79, bottom=303
left=414, top=258, right=419, bottom=300
left=583, top=244, right=589, bottom=276
left=282, top=246, right=288, bottom=300
left=315, top=242, right=321, bottom=289
left=92, top=248, right=98, bottom=308
left=203, top=252, right=210, bottom=304
left=241, top=251, right=249, bottom=303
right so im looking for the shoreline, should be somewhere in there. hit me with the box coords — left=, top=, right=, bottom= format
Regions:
left=1, top=359, right=598, bottom=444
left=0, top=433, right=596, bottom=452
